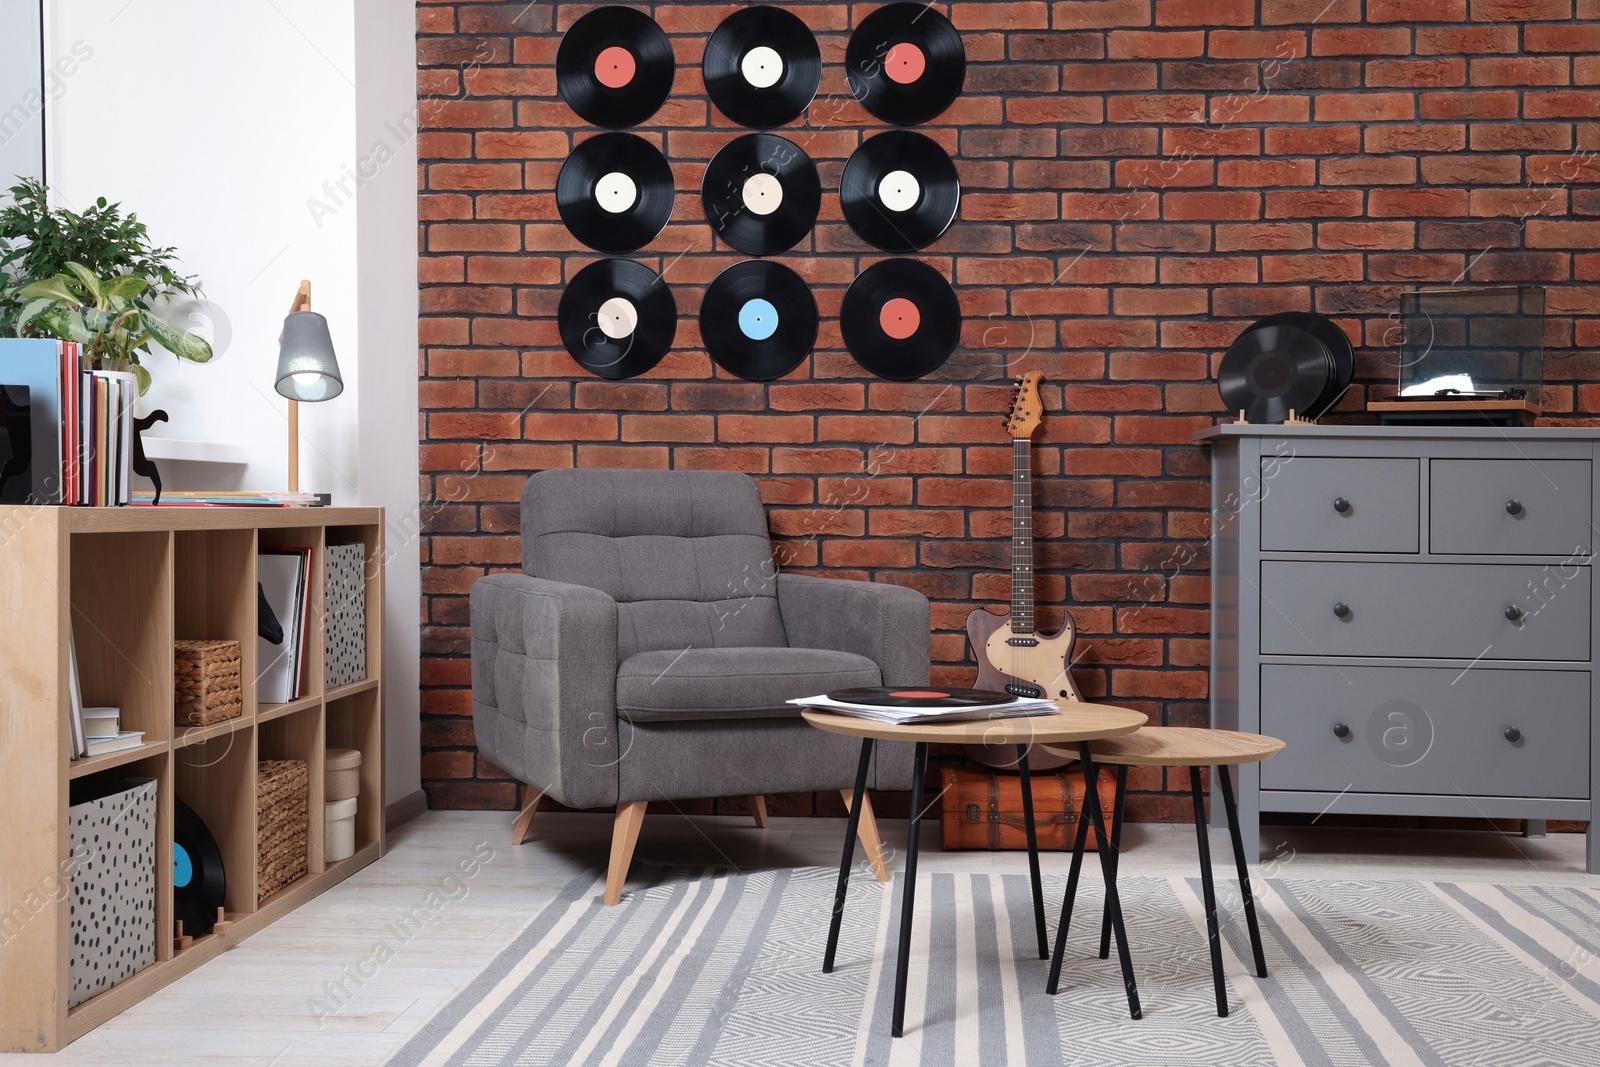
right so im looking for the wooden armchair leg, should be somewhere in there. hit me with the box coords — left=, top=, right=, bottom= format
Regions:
left=511, top=788, right=545, bottom=846
left=749, top=795, right=769, bottom=828
left=842, top=789, right=891, bottom=883
left=604, top=801, right=648, bottom=906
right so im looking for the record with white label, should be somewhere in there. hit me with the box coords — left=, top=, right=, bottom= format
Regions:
left=703, top=5, right=821, bottom=129
left=841, top=258, right=961, bottom=381
left=558, top=258, right=677, bottom=379
left=700, top=260, right=818, bottom=381
left=701, top=133, right=821, bottom=256
left=845, top=3, right=966, bottom=126
left=556, top=6, right=675, bottom=129
left=557, top=132, right=674, bottom=253
left=840, top=130, right=960, bottom=253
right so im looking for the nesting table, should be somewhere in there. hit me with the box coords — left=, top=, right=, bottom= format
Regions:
left=804, top=703, right=1148, bottom=1037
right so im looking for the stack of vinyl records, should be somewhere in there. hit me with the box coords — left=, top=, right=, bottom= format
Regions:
left=789, top=687, right=1058, bottom=726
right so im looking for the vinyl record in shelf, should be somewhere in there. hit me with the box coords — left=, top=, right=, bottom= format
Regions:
left=556, top=6, right=675, bottom=129
left=1217, top=322, right=1335, bottom=424
left=841, top=258, right=962, bottom=381
left=173, top=799, right=226, bottom=937
left=558, top=258, right=678, bottom=380
left=845, top=3, right=967, bottom=126
left=700, top=260, right=818, bottom=381
left=557, top=132, right=674, bottom=254
left=703, top=5, right=821, bottom=129
left=701, top=133, right=821, bottom=256
left=840, top=130, right=960, bottom=253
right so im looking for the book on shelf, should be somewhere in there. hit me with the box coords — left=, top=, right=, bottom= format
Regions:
left=83, top=730, right=145, bottom=758
left=68, top=628, right=86, bottom=759
left=82, top=707, right=121, bottom=739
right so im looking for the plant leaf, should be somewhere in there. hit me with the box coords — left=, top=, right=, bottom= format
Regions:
left=130, top=362, right=152, bottom=395
left=36, top=307, right=96, bottom=345
left=62, top=262, right=102, bottom=297
left=15, top=297, right=53, bottom=334
left=143, top=312, right=213, bottom=363
left=103, top=274, right=148, bottom=299
left=17, top=276, right=80, bottom=305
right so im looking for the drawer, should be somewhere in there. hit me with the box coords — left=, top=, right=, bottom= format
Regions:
left=1260, top=664, right=1589, bottom=799
left=1260, top=561, right=1591, bottom=661
left=1430, top=459, right=1593, bottom=557
left=1260, top=457, right=1419, bottom=553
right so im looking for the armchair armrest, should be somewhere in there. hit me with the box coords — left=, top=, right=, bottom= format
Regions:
left=470, top=573, right=620, bottom=810
left=777, top=573, right=930, bottom=687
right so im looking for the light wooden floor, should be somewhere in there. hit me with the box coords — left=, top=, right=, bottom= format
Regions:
left=5, top=810, right=1592, bottom=1065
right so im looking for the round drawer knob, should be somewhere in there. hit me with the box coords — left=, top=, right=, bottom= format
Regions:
left=1333, top=722, right=1351, bottom=739
left=1506, top=499, right=1524, bottom=516
left=1505, top=604, right=1525, bottom=622
left=1333, top=497, right=1351, bottom=514
left=1504, top=726, right=1522, bottom=743
left=1333, top=602, right=1351, bottom=619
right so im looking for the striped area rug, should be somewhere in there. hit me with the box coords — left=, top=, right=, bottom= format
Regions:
left=385, top=864, right=1600, bottom=1066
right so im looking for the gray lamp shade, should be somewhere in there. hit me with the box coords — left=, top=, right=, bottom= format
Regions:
left=275, top=311, right=343, bottom=402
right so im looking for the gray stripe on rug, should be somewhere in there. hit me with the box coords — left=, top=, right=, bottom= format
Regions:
left=1439, top=881, right=1600, bottom=1005
left=676, top=869, right=795, bottom=1067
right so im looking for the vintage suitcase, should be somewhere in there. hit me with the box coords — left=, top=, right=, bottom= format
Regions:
left=939, top=766, right=1117, bottom=851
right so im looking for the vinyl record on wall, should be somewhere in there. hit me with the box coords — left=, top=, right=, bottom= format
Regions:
left=173, top=799, right=226, bottom=937
left=700, top=260, right=818, bottom=381
left=840, top=130, right=960, bottom=253
left=845, top=3, right=967, bottom=126
left=703, top=5, right=822, bottom=129
left=558, top=258, right=678, bottom=379
left=556, top=6, right=675, bottom=129
left=701, top=133, right=821, bottom=256
left=556, top=132, right=675, bottom=254
left=841, top=258, right=962, bottom=381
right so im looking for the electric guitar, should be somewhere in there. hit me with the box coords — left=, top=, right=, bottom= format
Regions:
left=964, top=372, right=1083, bottom=771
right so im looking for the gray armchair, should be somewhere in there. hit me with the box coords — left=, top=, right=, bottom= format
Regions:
left=470, top=468, right=927, bottom=904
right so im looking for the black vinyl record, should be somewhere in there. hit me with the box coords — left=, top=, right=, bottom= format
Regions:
left=829, top=686, right=1016, bottom=709
left=1248, top=312, right=1356, bottom=418
left=701, top=133, right=821, bottom=256
left=840, top=130, right=960, bottom=253
left=556, top=6, right=675, bottom=129
left=845, top=3, right=967, bottom=126
left=559, top=258, right=678, bottom=379
left=557, top=133, right=674, bottom=254
left=1218, top=324, right=1335, bottom=424
left=701, top=260, right=818, bottom=381
left=173, top=799, right=226, bottom=937
left=841, top=258, right=961, bottom=381
left=703, top=6, right=821, bottom=129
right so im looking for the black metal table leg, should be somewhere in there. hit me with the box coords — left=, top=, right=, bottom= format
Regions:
left=1017, top=744, right=1049, bottom=960
left=1045, top=786, right=1093, bottom=995
left=1080, top=743, right=1141, bottom=1020
left=1190, top=765, right=1228, bottom=1017
left=824, top=738, right=876, bottom=974
left=1098, top=764, right=1128, bottom=960
left=1217, top=763, right=1267, bottom=978
left=891, top=741, right=929, bottom=1038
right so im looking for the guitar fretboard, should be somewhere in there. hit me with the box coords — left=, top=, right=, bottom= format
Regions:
left=1011, top=437, right=1034, bottom=635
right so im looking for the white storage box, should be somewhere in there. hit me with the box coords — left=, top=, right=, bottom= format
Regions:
left=325, top=797, right=358, bottom=862
left=325, top=748, right=362, bottom=802
left=68, top=777, right=157, bottom=1007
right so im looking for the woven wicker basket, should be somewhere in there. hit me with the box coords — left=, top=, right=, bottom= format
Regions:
left=174, top=640, right=243, bottom=726
left=257, top=759, right=309, bottom=901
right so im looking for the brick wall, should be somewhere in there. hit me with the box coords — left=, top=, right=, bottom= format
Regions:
left=416, top=0, right=1600, bottom=821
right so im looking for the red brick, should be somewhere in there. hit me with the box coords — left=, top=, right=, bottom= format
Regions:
left=1416, top=26, right=1518, bottom=55
left=1163, top=191, right=1261, bottom=220
left=719, top=415, right=815, bottom=444
left=1208, top=30, right=1305, bottom=59
left=1312, top=28, right=1410, bottom=56
left=1369, top=0, right=1465, bottom=17
left=1318, top=221, right=1417, bottom=249
left=1155, top=0, right=1252, bottom=24
left=1108, top=30, right=1203, bottom=58
left=1261, top=254, right=1364, bottom=282
left=1471, top=57, right=1572, bottom=86
left=1314, top=93, right=1415, bottom=122
left=1217, top=160, right=1316, bottom=187
left=1052, top=0, right=1153, bottom=28
left=1263, top=0, right=1362, bottom=20
left=1368, top=188, right=1470, bottom=217
left=1366, top=59, right=1467, bottom=88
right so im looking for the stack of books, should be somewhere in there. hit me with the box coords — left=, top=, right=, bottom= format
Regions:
left=66, top=633, right=143, bottom=760
left=788, top=691, right=1059, bottom=726
left=0, top=338, right=137, bottom=505
left=257, top=546, right=314, bottom=703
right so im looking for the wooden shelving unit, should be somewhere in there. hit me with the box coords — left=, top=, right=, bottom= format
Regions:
left=0, top=506, right=385, bottom=1052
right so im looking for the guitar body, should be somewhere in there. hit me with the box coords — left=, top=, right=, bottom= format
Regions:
left=963, top=606, right=1082, bottom=771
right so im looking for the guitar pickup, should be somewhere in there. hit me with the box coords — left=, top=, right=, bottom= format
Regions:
left=1005, top=683, right=1044, bottom=698
left=1005, top=636, right=1039, bottom=647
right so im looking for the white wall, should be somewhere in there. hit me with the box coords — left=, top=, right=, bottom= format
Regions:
left=0, top=0, right=45, bottom=185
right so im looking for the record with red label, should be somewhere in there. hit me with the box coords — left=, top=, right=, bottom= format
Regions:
left=840, top=130, right=960, bottom=253
left=701, top=133, right=821, bottom=256
left=704, top=5, right=821, bottom=129
left=700, top=260, right=817, bottom=381
left=828, top=686, right=1017, bottom=709
left=841, top=258, right=961, bottom=381
left=557, top=132, right=675, bottom=253
left=558, top=258, right=677, bottom=379
left=556, top=6, right=675, bottom=129
left=845, top=3, right=966, bottom=126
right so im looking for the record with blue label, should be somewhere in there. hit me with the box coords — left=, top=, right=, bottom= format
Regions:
left=841, top=258, right=962, bottom=381
left=845, top=3, right=966, bottom=126
left=174, top=798, right=226, bottom=936
left=703, top=5, right=821, bottom=129
left=840, top=130, right=960, bottom=253
left=701, top=133, right=820, bottom=256
left=557, top=132, right=675, bottom=253
left=556, top=6, right=675, bottom=129
left=700, top=260, right=817, bottom=381
left=559, top=257, right=678, bottom=380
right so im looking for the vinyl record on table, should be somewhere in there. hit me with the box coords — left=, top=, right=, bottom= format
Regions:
left=828, top=686, right=1016, bottom=709
left=557, top=132, right=674, bottom=254
left=1245, top=312, right=1356, bottom=418
left=840, top=130, right=960, bottom=253
left=700, top=260, right=818, bottom=381
left=556, top=6, right=675, bottom=129
left=173, top=799, right=226, bottom=937
left=558, top=258, right=677, bottom=379
left=845, top=3, right=967, bottom=126
left=703, top=5, right=821, bottom=129
left=701, top=133, right=821, bottom=256
left=840, top=258, right=962, bottom=381
left=1217, top=323, right=1335, bottom=425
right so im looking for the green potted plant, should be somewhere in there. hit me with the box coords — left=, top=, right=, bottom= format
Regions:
left=0, top=178, right=211, bottom=392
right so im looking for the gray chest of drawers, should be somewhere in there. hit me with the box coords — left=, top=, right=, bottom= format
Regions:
left=1203, top=425, right=1600, bottom=873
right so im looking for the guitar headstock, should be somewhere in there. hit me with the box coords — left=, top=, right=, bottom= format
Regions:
left=1004, top=372, right=1045, bottom=441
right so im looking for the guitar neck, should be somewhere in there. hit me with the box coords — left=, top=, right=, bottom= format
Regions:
left=1010, top=437, right=1035, bottom=635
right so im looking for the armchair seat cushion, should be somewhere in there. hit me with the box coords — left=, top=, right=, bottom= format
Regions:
left=616, top=646, right=880, bottom=723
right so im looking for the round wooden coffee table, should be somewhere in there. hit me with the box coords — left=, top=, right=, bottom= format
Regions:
left=804, top=702, right=1147, bottom=1038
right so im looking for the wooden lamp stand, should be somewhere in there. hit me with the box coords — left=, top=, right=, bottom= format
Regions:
left=283, top=280, right=313, bottom=495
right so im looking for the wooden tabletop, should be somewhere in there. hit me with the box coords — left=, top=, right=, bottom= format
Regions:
left=801, top=701, right=1147, bottom=745
left=1044, top=726, right=1285, bottom=767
